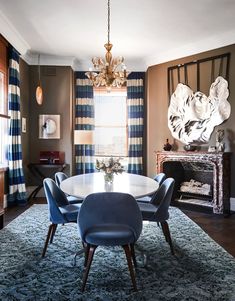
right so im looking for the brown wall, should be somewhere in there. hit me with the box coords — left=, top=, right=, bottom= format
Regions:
left=147, top=44, right=235, bottom=197
left=20, top=63, right=74, bottom=185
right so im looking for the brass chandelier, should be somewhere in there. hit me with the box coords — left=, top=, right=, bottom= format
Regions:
left=85, top=0, right=129, bottom=89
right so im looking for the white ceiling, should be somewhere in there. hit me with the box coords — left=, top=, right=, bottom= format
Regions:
left=0, top=0, right=235, bottom=71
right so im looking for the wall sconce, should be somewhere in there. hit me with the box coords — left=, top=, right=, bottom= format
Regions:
left=36, top=54, right=43, bottom=105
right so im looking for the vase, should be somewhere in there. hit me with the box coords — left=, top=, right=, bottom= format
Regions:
left=104, top=173, right=114, bottom=183
left=184, top=144, right=197, bottom=151
left=163, top=139, right=172, bottom=151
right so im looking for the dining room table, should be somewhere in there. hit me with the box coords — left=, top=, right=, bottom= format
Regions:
left=60, top=172, right=159, bottom=199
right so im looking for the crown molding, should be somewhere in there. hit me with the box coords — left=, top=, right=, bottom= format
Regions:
left=146, top=29, right=235, bottom=68
left=0, top=9, right=30, bottom=54
left=21, top=52, right=147, bottom=72
left=21, top=52, right=78, bottom=68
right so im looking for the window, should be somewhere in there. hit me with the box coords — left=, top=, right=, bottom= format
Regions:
left=94, top=88, right=128, bottom=157
left=0, top=36, right=9, bottom=166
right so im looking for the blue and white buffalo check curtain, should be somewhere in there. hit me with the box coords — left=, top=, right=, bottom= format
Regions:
left=7, top=46, right=27, bottom=204
left=75, top=72, right=95, bottom=174
left=127, top=72, right=145, bottom=175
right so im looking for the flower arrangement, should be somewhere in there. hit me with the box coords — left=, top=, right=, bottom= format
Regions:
left=96, top=157, right=124, bottom=175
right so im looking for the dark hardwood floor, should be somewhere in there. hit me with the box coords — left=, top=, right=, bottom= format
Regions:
left=181, top=209, right=235, bottom=257
left=3, top=198, right=235, bottom=258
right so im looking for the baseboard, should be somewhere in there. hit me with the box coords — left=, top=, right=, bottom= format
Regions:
left=230, top=197, right=235, bottom=211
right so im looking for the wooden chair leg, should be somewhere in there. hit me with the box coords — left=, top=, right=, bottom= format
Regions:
left=123, top=245, right=137, bottom=291
left=160, top=223, right=169, bottom=243
left=130, top=243, right=137, bottom=267
left=81, top=245, right=97, bottom=292
left=50, top=224, right=58, bottom=244
left=42, top=224, right=54, bottom=258
left=84, top=243, right=91, bottom=267
left=161, top=221, right=174, bottom=255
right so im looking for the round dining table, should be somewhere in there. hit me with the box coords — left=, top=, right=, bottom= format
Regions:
left=60, top=172, right=159, bottom=199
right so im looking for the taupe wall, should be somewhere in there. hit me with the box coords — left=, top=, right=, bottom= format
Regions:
left=20, top=63, right=74, bottom=185
left=147, top=44, right=235, bottom=197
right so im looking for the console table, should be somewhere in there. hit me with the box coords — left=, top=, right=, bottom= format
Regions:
left=0, top=166, right=7, bottom=229
left=27, top=163, right=66, bottom=201
left=155, top=151, right=230, bottom=214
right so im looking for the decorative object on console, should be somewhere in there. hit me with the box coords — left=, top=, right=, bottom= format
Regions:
left=216, top=129, right=225, bottom=152
left=168, top=76, right=230, bottom=145
left=39, top=151, right=65, bottom=164
left=163, top=139, right=172, bottom=151
left=36, top=54, right=43, bottom=105
left=39, top=115, right=60, bottom=139
left=96, top=157, right=124, bottom=183
left=85, top=0, right=130, bottom=90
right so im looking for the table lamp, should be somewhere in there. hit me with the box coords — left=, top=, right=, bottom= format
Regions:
left=74, top=130, right=94, bottom=174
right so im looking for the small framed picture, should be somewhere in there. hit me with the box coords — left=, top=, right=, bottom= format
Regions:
left=22, top=117, right=26, bottom=133
left=39, top=114, right=60, bottom=139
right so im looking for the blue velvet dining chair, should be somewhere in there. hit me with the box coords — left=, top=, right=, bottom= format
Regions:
left=42, top=178, right=81, bottom=257
left=138, top=178, right=175, bottom=255
left=136, top=173, right=166, bottom=204
left=55, top=172, right=83, bottom=204
left=77, top=192, right=143, bottom=292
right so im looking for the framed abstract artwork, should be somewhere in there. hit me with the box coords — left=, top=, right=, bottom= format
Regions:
left=39, top=114, right=60, bottom=139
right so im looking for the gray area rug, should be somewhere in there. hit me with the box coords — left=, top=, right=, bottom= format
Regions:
left=0, top=205, right=235, bottom=301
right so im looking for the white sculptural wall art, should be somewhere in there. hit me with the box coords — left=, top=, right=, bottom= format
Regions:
left=168, top=76, right=230, bottom=145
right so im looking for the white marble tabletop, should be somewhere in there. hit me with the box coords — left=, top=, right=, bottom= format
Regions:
left=60, top=172, right=159, bottom=199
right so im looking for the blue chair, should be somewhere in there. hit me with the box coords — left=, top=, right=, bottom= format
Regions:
left=42, top=178, right=81, bottom=257
left=55, top=172, right=83, bottom=204
left=136, top=173, right=166, bottom=204
left=138, top=178, right=175, bottom=255
left=78, top=192, right=143, bottom=292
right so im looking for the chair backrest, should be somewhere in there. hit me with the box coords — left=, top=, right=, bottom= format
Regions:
left=43, top=178, right=69, bottom=224
left=150, top=178, right=175, bottom=222
left=78, top=192, right=143, bottom=243
left=154, top=173, right=166, bottom=186
left=55, top=172, right=68, bottom=186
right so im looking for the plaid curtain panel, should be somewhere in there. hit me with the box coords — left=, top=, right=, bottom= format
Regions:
left=75, top=72, right=95, bottom=174
left=7, top=46, right=27, bottom=204
left=127, top=72, right=145, bottom=175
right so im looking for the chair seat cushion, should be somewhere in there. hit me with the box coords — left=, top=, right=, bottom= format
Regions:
left=84, top=224, right=136, bottom=246
left=136, top=196, right=151, bottom=203
left=59, top=204, right=81, bottom=222
left=67, top=195, right=83, bottom=204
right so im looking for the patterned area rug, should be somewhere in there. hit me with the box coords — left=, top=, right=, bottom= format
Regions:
left=0, top=205, right=235, bottom=301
